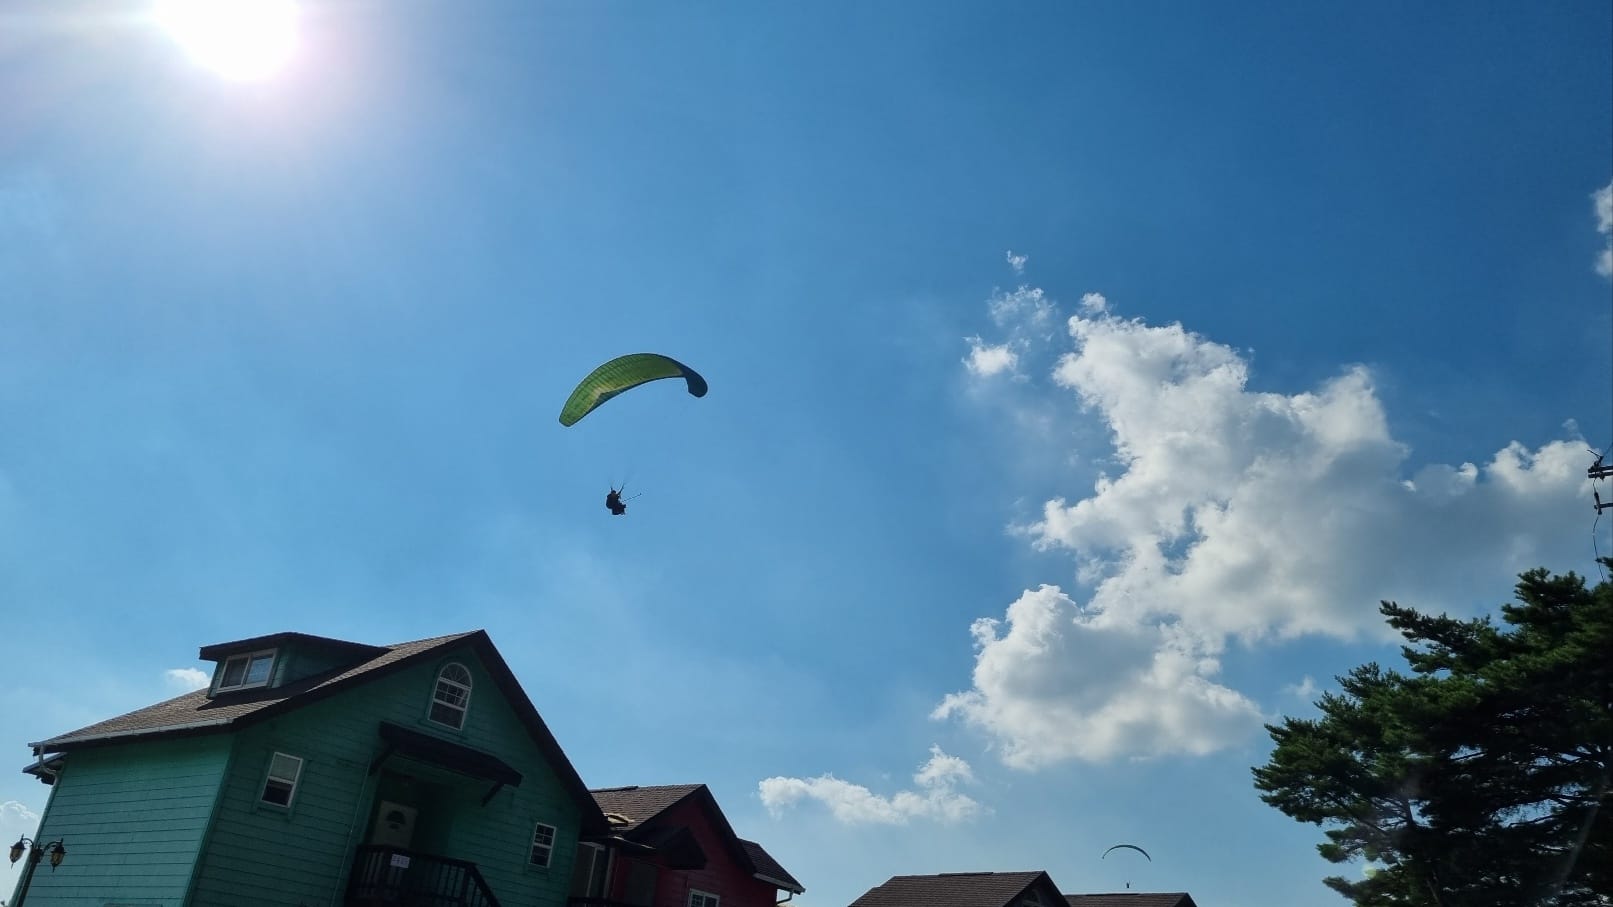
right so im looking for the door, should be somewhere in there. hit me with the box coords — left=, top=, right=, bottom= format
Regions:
left=369, top=800, right=419, bottom=850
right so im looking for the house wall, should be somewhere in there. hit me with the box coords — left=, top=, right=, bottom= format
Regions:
left=12, top=735, right=233, bottom=906
left=187, top=644, right=585, bottom=907
left=608, top=798, right=777, bottom=907
left=275, top=644, right=363, bottom=686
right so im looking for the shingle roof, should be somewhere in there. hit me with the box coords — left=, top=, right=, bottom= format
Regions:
left=1064, top=895, right=1195, bottom=907
left=28, top=629, right=609, bottom=835
left=849, top=872, right=1049, bottom=907
left=32, top=632, right=473, bottom=750
left=591, top=784, right=703, bottom=833
left=740, top=838, right=805, bottom=894
left=590, top=784, right=805, bottom=894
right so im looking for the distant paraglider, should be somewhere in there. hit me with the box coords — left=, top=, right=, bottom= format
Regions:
left=1102, top=844, right=1152, bottom=890
left=558, top=353, right=707, bottom=427
left=1102, top=844, right=1152, bottom=861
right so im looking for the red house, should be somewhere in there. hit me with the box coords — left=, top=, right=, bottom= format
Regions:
left=569, top=783, right=805, bottom=907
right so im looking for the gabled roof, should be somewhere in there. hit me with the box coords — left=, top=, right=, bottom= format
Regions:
left=590, top=784, right=805, bottom=894
left=850, top=872, right=1053, bottom=907
left=740, top=838, right=805, bottom=895
left=1065, top=896, right=1196, bottom=907
left=28, top=630, right=608, bottom=834
left=592, top=783, right=704, bottom=833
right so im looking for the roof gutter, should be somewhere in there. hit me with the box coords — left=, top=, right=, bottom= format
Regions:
left=28, top=717, right=234, bottom=752
left=757, top=874, right=805, bottom=895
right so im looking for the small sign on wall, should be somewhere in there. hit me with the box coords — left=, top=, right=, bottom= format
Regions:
left=390, top=854, right=411, bottom=869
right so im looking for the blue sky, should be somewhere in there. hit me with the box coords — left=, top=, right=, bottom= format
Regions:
left=2, top=1, right=1611, bottom=904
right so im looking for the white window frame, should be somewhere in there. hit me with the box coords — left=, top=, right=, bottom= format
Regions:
left=689, top=890, right=720, bottom=907
left=217, top=649, right=277, bottom=692
left=428, top=662, right=473, bottom=730
left=529, top=822, right=557, bottom=867
left=260, top=751, right=303, bottom=808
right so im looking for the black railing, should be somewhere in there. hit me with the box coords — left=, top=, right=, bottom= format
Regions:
left=346, top=845, right=502, bottom=907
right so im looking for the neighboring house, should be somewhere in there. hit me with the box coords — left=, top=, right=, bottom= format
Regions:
left=13, top=630, right=609, bottom=907
left=847, top=872, right=1064, bottom=907
left=569, top=784, right=803, bottom=907
left=1064, top=895, right=1198, bottom=907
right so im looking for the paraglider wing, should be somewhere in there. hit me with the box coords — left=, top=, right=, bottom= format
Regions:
left=558, top=353, right=708, bottom=427
left=1102, top=844, right=1151, bottom=861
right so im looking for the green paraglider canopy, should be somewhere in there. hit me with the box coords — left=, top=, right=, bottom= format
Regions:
left=558, top=353, right=707, bottom=427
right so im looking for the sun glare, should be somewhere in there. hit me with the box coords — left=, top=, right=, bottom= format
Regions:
left=156, top=0, right=299, bottom=82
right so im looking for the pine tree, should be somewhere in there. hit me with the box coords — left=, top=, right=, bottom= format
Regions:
left=1252, top=564, right=1613, bottom=905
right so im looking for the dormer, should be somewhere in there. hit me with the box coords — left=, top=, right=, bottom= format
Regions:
left=197, top=632, right=388, bottom=698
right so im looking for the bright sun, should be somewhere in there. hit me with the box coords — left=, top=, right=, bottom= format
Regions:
left=156, top=0, right=300, bottom=82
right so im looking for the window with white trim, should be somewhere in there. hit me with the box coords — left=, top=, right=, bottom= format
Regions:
left=428, top=663, right=472, bottom=729
left=689, top=890, right=720, bottom=907
left=218, top=650, right=276, bottom=691
left=260, top=752, right=303, bottom=807
left=529, top=822, right=557, bottom=868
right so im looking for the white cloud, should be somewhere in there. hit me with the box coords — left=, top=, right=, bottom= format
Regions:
left=758, top=746, right=983, bottom=825
left=1594, top=181, right=1612, bottom=278
left=933, top=586, right=1263, bottom=766
left=1006, top=250, right=1028, bottom=275
left=1285, top=675, right=1318, bottom=700
left=989, top=285, right=1054, bottom=332
left=943, top=291, right=1591, bottom=767
left=1079, top=292, right=1109, bottom=315
left=164, top=667, right=210, bottom=691
left=964, top=338, right=1018, bottom=377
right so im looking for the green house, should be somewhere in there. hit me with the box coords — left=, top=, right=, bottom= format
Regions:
left=12, top=630, right=609, bottom=907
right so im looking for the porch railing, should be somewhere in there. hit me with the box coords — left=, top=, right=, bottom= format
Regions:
left=346, top=845, right=502, bottom=907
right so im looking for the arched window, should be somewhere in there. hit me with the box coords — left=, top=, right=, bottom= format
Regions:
left=429, top=663, right=472, bottom=729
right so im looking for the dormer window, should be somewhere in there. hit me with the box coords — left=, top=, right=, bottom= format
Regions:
left=428, top=663, right=472, bottom=729
left=218, top=650, right=276, bottom=691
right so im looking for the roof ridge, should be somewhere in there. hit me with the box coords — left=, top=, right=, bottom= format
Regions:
left=383, top=629, right=483, bottom=649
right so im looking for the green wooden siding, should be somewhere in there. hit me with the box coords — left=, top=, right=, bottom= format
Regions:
left=188, top=649, right=584, bottom=907
left=14, top=736, right=232, bottom=906
left=275, top=645, right=363, bottom=687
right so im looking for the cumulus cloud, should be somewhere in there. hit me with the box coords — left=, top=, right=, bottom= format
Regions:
left=1006, top=250, right=1028, bottom=275
left=933, top=586, right=1262, bottom=766
left=1594, top=181, right=1612, bottom=278
left=942, top=289, right=1591, bottom=766
left=758, top=746, right=982, bottom=825
left=164, top=667, right=210, bottom=691
left=964, top=338, right=1019, bottom=377
left=963, top=286, right=1063, bottom=381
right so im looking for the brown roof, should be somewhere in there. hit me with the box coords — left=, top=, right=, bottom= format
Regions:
left=590, top=784, right=805, bottom=894
left=28, top=630, right=609, bottom=835
left=592, top=783, right=703, bottom=832
left=850, top=872, right=1051, bottom=907
left=740, top=838, right=805, bottom=894
left=1065, top=896, right=1196, bottom=907
left=33, top=632, right=473, bottom=750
